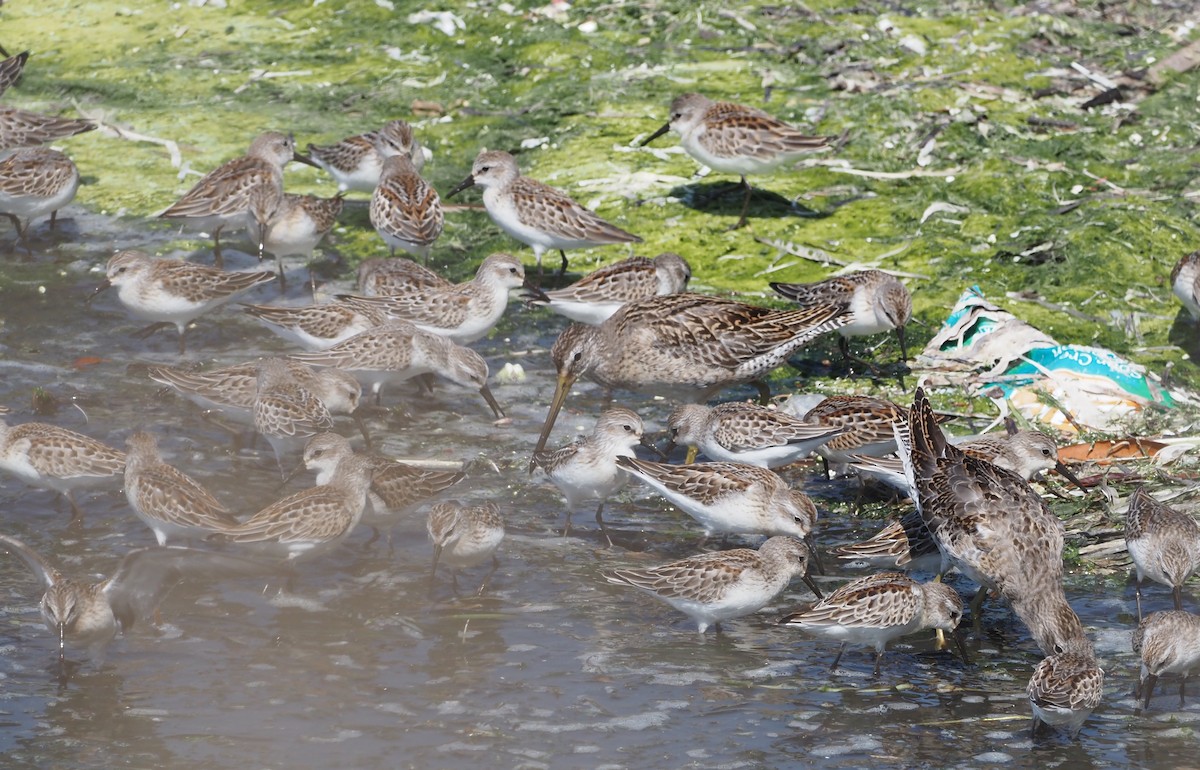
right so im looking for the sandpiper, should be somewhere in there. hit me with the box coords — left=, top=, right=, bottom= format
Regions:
left=307, top=119, right=425, bottom=192
left=1133, top=610, right=1200, bottom=710
left=157, top=131, right=315, bottom=267
left=1027, top=636, right=1103, bottom=740
left=290, top=321, right=505, bottom=418
left=356, top=256, right=449, bottom=297
left=798, top=395, right=912, bottom=468
left=666, top=401, right=845, bottom=468
left=530, top=406, right=647, bottom=545
left=242, top=299, right=388, bottom=350
left=847, top=429, right=1085, bottom=496
left=0, top=105, right=94, bottom=152
left=779, top=571, right=967, bottom=675
left=305, top=435, right=466, bottom=547
left=92, top=250, right=276, bottom=354
left=616, top=456, right=819, bottom=542
left=524, top=252, right=692, bottom=325
left=0, top=49, right=28, bottom=97
left=447, top=149, right=641, bottom=275
left=207, top=432, right=374, bottom=561
left=335, top=253, right=545, bottom=345
left=770, top=270, right=912, bottom=368
left=902, top=388, right=1084, bottom=656
left=123, top=431, right=241, bottom=545
left=0, top=411, right=125, bottom=521
left=1125, top=486, right=1200, bottom=620
left=427, top=500, right=505, bottom=595
left=253, top=358, right=335, bottom=475
left=640, top=92, right=831, bottom=229
left=0, top=147, right=80, bottom=245
left=0, top=532, right=276, bottom=664
left=148, top=359, right=362, bottom=427
left=532, top=293, right=850, bottom=462
left=604, top=536, right=821, bottom=634
left=369, top=153, right=442, bottom=261
left=1171, top=250, right=1200, bottom=322
left=247, top=192, right=343, bottom=286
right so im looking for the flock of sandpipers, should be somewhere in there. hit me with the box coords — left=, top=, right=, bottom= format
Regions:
left=2, top=47, right=1200, bottom=743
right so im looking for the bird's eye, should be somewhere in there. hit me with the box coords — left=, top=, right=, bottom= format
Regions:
left=1042, top=448, right=1052, bottom=456
left=623, top=424, right=633, bottom=432
left=509, top=267, right=518, bottom=275
left=572, top=351, right=583, bottom=362
left=116, top=267, right=127, bottom=275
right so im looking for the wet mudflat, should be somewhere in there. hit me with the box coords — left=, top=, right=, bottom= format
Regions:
left=0, top=225, right=1189, bottom=770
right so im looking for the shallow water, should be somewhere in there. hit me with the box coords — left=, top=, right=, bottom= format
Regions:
left=0, top=220, right=1192, bottom=769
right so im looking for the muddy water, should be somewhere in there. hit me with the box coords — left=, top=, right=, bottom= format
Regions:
left=0, top=218, right=1190, bottom=769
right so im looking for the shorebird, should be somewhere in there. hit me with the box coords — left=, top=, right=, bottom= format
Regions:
left=666, top=401, right=844, bottom=468
left=0, top=410, right=124, bottom=521
left=247, top=192, right=343, bottom=287
left=369, top=153, right=442, bottom=261
left=356, top=255, right=449, bottom=297
left=447, top=149, right=641, bottom=275
left=1027, top=635, right=1104, bottom=739
left=837, top=429, right=1085, bottom=573
left=616, top=456, right=820, bottom=543
left=1125, top=487, right=1200, bottom=620
left=241, top=299, right=388, bottom=351
left=335, top=253, right=546, bottom=345
left=902, top=388, right=1084, bottom=656
left=289, top=321, right=505, bottom=418
left=531, top=293, right=850, bottom=462
left=846, top=429, right=1085, bottom=496
left=427, top=500, right=505, bottom=595
left=770, top=270, right=912, bottom=368
left=123, top=431, right=241, bottom=545
left=307, top=119, right=425, bottom=193
left=529, top=406, right=648, bottom=545
left=524, top=252, right=692, bottom=325
left=91, top=250, right=276, bottom=354
left=604, top=536, right=821, bottom=634
left=1133, top=610, right=1200, bottom=710
left=157, top=131, right=316, bottom=267
left=640, top=92, right=831, bottom=229
left=147, top=359, right=363, bottom=429
left=0, top=532, right=277, bottom=665
left=779, top=571, right=967, bottom=675
left=0, top=49, right=27, bottom=97
left=0, top=147, right=80, bottom=246
left=1171, top=250, right=1200, bottom=322
left=252, top=357, right=337, bottom=475
left=305, top=434, right=466, bottom=548
left=0, top=105, right=94, bottom=152
left=207, top=433, right=374, bottom=561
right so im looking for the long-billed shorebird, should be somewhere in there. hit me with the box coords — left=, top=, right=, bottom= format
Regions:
left=531, top=293, right=850, bottom=463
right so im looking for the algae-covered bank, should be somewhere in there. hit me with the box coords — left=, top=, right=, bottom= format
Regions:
left=8, top=1, right=1199, bottom=339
